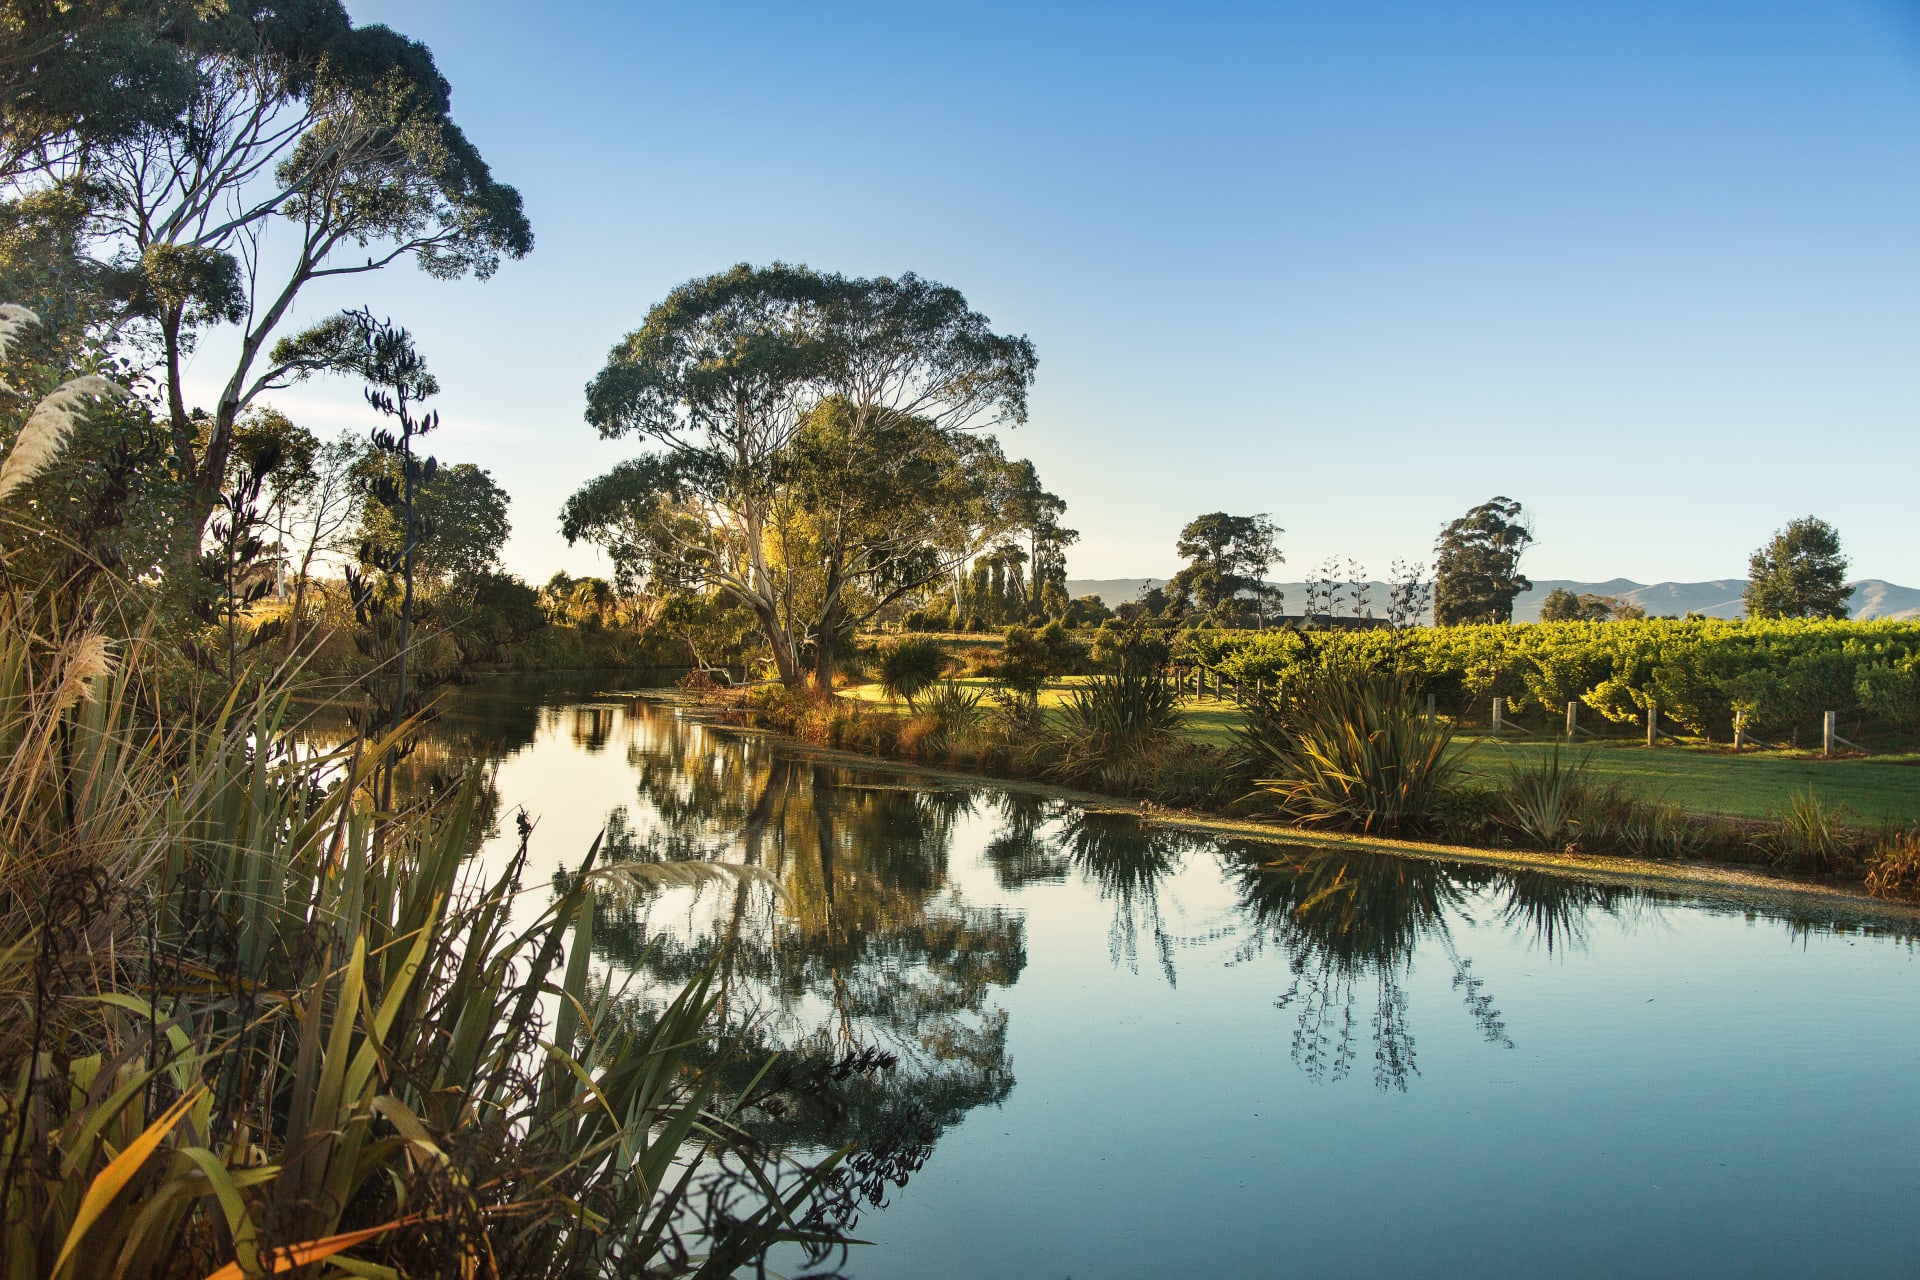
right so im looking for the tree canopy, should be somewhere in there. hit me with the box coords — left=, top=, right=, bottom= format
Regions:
left=1433, top=496, right=1532, bottom=625
left=569, top=263, right=1039, bottom=691
left=1745, top=516, right=1850, bottom=620
left=1166, top=512, right=1282, bottom=622
left=2, top=0, right=530, bottom=555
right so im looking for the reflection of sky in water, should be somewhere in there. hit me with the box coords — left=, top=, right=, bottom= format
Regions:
left=398, top=676, right=1920, bottom=1278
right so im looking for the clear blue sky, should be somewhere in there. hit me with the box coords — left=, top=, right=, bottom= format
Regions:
left=207, top=1, right=1920, bottom=586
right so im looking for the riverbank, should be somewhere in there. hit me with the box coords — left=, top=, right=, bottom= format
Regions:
left=657, top=690, right=1920, bottom=928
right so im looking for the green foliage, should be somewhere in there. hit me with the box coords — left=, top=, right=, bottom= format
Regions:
left=1167, top=511, right=1282, bottom=622
left=1500, top=747, right=1595, bottom=849
left=1184, top=617, right=1920, bottom=743
left=918, top=678, right=987, bottom=743
left=1759, top=790, right=1862, bottom=876
left=0, top=587, right=847, bottom=1278
left=1044, top=666, right=1185, bottom=794
left=11, top=1, right=532, bottom=550
left=1088, top=620, right=1171, bottom=674
left=1434, top=496, right=1533, bottom=625
left=1235, top=667, right=1459, bottom=835
left=574, top=263, right=1041, bottom=690
left=359, top=456, right=511, bottom=584
left=986, top=622, right=1080, bottom=698
left=878, top=636, right=951, bottom=706
left=1745, top=516, right=1850, bottom=620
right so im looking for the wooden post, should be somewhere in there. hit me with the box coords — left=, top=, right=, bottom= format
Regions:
left=1255, top=676, right=1263, bottom=704
left=1234, top=676, right=1243, bottom=704
left=1426, top=693, right=1436, bottom=725
left=1733, top=710, right=1745, bottom=752
left=1492, top=696, right=1504, bottom=736
left=1646, top=702, right=1658, bottom=748
left=1823, top=710, right=1836, bottom=757
left=1566, top=700, right=1577, bottom=741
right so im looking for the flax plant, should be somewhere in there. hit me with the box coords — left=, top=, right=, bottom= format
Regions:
left=0, top=558, right=850, bottom=1272
left=1236, top=667, right=1459, bottom=836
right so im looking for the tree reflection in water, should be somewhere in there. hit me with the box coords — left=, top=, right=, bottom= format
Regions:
left=1225, top=846, right=1519, bottom=1091
left=562, top=707, right=1023, bottom=1228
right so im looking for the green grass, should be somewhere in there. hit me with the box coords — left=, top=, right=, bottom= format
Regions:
left=1451, top=736, right=1920, bottom=824
left=840, top=677, right=1920, bottom=824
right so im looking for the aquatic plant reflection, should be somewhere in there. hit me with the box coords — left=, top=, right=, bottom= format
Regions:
left=1226, top=846, right=1514, bottom=1091
left=1059, top=813, right=1194, bottom=985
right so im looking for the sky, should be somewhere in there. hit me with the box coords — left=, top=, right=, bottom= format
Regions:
left=178, top=0, right=1920, bottom=587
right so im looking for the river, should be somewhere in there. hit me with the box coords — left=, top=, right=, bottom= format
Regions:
left=364, top=673, right=1920, bottom=1277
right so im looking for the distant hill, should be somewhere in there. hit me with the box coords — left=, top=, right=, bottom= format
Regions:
left=1063, top=577, right=1920, bottom=622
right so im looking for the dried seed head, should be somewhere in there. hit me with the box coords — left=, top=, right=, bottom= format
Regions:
left=53, top=633, right=114, bottom=714
left=0, top=374, right=127, bottom=501
left=0, top=304, right=41, bottom=395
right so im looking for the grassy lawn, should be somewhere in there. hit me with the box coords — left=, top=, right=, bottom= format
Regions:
left=1452, top=736, right=1920, bottom=824
left=841, top=675, right=1920, bottom=825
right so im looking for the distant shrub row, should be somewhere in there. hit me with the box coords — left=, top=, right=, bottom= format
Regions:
left=1180, top=618, right=1920, bottom=743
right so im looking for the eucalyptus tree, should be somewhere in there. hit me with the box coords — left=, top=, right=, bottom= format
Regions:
left=572, top=264, right=1037, bottom=693
left=1004, top=459, right=1075, bottom=617
left=799, top=271, right=1036, bottom=680
left=1433, top=496, right=1533, bottom=625
left=1166, top=511, right=1282, bottom=622
left=7, top=0, right=530, bottom=556
left=573, top=264, right=826, bottom=687
left=0, top=0, right=203, bottom=182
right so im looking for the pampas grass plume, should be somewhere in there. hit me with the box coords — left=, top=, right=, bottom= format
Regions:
left=0, top=304, right=41, bottom=394
left=0, top=374, right=127, bottom=501
left=53, top=633, right=114, bottom=714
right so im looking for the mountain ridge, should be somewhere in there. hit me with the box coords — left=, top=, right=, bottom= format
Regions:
left=1061, top=577, right=1920, bottom=622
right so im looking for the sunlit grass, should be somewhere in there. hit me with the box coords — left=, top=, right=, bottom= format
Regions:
left=841, top=676, right=1920, bottom=823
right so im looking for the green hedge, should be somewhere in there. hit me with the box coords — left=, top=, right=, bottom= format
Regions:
left=1179, top=619, right=1920, bottom=743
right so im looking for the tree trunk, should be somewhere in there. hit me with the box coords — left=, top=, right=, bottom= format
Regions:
left=812, top=592, right=840, bottom=695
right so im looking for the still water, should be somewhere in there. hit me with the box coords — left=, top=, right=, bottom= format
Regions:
left=400, top=674, right=1918, bottom=1278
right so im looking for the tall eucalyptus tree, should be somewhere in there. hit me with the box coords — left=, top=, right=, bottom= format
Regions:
left=6, top=1, right=530, bottom=556
left=571, top=264, right=1038, bottom=692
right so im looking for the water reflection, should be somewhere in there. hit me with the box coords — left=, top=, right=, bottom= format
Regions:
left=286, top=677, right=1920, bottom=1275
left=1222, top=847, right=1514, bottom=1090
left=312, top=678, right=1920, bottom=1132
left=585, top=729, right=1022, bottom=1179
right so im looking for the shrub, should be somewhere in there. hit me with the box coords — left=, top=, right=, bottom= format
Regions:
left=1434, top=783, right=1504, bottom=845
left=1088, top=621, right=1171, bottom=674
left=918, top=678, right=987, bottom=752
left=1600, top=800, right=1713, bottom=860
left=1235, top=667, right=1459, bottom=836
left=1865, top=831, right=1920, bottom=902
left=1758, top=789, right=1863, bottom=875
left=985, top=621, right=1082, bottom=694
left=878, top=636, right=951, bottom=707
left=1045, top=666, right=1184, bottom=793
left=1143, top=739, right=1236, bottom=809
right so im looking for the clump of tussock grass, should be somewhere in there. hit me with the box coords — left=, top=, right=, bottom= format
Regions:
left=1044, top=666, right=1184, bottom=794
left=1865, top=830, right=1920, bottom=903
left=1759, top=789, right=1865, bottom=876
